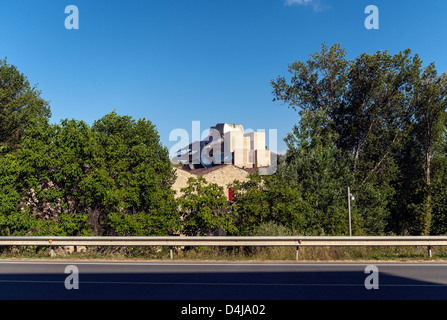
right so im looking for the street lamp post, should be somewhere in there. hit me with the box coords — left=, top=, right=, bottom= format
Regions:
left=347, top=187, right=354, bottom=236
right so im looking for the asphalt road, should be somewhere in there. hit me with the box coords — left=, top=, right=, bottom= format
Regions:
left=0, top=260, right=446, bottom=300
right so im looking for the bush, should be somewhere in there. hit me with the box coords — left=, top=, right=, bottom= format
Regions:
left=251, top=221, right=293, bottom=237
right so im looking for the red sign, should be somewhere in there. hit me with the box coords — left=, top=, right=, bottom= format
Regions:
left=228, top=188, right=234, bottom=201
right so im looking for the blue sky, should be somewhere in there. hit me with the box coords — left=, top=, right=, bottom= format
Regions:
left=1, top=0, right=447, bottom=153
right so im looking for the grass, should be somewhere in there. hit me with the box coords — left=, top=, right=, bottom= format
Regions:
left=1, top=245, right=447, bottom=261
left=176, top=245, right=447, bottom=261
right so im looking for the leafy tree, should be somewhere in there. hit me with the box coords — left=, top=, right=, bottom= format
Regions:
left=92, top=111, right=179, bottom=236
left=0, top=153, right=29, bottom=235
left=228, top=174, right=271, bottom=236
left=276, top=109, right=359, bottom=235
left=178, top=176, right=234, bottom=236
left=271, top=43, right=442, bottom=235
left=15, top=119, right=99, bottom=236
left=0, top=61, right=179, bottom=238
left=264, top=175, right=310, bottom=234
left=430, top=127, right=447, bottom=235
left=0, top=58, right=50, bottom=153
left=411, top=67, right=446, bottom=234
left=0, top=111, right=180, bottom=237
left=393, top=69, right=447, bottom=235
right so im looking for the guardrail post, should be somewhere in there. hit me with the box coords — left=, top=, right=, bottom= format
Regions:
left=296, top=240, right=302, bottom=261
left=49, top=239, right=55, bottom=257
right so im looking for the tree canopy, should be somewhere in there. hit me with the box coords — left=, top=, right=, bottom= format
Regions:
left=272, top=43, right=447, bottom=235
left=0, top=110, right=179, bottom=236
left=0, top=58, right=50, bottom=153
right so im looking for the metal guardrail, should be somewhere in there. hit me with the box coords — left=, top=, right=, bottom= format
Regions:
left=0, top=236, right=446, bottom=259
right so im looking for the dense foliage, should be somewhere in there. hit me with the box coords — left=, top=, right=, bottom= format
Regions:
left=0, top=113, right=180, bottom=236
left=0, top=59, right=179, bottom=237
left=271, top=43, right=447, bottom=235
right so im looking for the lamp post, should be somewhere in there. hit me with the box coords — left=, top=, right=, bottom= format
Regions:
left=347, top=187, right=354, bottom=236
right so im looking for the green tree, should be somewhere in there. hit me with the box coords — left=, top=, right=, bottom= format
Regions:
left=0, top=61, right=179, bottom=237
left=264, top=175, right=310, bottom=234
left=228, top=174, right=271, bottom=236
left=271, top=43, right=431, bottom=235
left=0, top=58, right=50, bottom=153
left=277, top=109, right=358, bottom=235
left=228, top=173, right=312, bottom=235
left=178, top=177, right=234, bottom=236
left=393, top=67, right=447, bottom=235
left=430, top=126, right=447, bottom=235
left=92, top=111, right=179, bottom=236
left=1, top=112, right=180, bottom=237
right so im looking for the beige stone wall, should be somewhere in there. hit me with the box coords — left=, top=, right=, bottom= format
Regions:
left=172, top=167, right=196, bottom=197
left=172, top=165, right=251, bottom=199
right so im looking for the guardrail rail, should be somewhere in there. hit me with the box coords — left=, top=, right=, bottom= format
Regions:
left=0, top=236, right=446, bottom=259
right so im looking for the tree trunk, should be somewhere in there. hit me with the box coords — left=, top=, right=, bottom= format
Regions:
left=422, top=142, right=432, bottom=236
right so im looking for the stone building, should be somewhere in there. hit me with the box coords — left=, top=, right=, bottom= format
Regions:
left=173, top=123, right=271, bottom=169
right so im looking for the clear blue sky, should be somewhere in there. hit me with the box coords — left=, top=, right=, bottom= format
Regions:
left=1, top=0, right=446, bottom=153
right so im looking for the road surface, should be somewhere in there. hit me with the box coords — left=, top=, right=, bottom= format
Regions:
left=0, top=260, right=446, bottom=300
